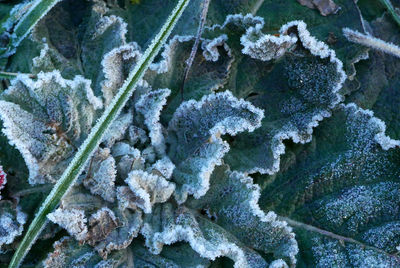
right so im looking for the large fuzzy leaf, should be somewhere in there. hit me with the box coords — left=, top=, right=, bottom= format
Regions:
left=0, top=71, right=102, bottom=185
left=207, top=15, right=346, bottom=175
left=260, top=104, right=400, bottom=266
left=146, top=34, right=233, bottom=123
left=167, top=91, right=264, bottom=203
left=141, top=166, right=298, bottom=267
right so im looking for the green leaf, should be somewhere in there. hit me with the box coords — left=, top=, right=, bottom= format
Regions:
left=141, top=165, right=298, bottom=267
left=8, top=0, right=191, bottom=266
left=132, top=241, right=211, bottom=267
left=146, top=34, right=233, bottom=123
left=167, top=91, right=264, bottom=203
left=0, top=71, right=102, bottom=185
left=260, top=104, right=400, bottom=266
left=209, top=16, right=346, bottom=175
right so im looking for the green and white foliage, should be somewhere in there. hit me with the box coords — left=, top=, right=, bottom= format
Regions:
left=260, top=104, right=400, bottom=266
left=0, top=201, right=26, bottom=252
left=0, top=71, right=102, bottom=185
left=168, top=91, right=264, bottom=203
left=2, top=0, right=400, bottom=267
left=141, top=165, right=297, bottom=267
left=204, top=14, right=347, bottom=175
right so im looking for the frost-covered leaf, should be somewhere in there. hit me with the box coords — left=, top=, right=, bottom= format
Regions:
left=167, top=91, right=264, bottom=203
left=132, top=241, right=210, bottom=267
left=78, top=4, right=129, bottom=96
left=42, top=236, right=133, bottom=268
left=113, top=143, right=145, bottom=180
left=149, top=156, right=175, bottom=179
left=100, top=43, right=142, bottom=106
left=124, top=170, right=175, bottom=214
left=5, top=0, right=89, bottom=75
left=49, top=185, right=143, bottom=259
left=213, top=17, right=346, bottom=174
left=47, top=207, right=88, bottom=241
left=260, top=104, right=400, bottom=266
left=20, top=0, right=138, bottom=96
left=93, top=208, right=142, bottom=259
left=254, top=0, right=369, bottom=76
left=146, top=35, right=233, bottom=123
left=83, top=148, right=117, bottom=203
left=0, top=71, right=102, bottom=184
left=86, top=208, right=120, bottom=246
left=141, top=203, right=269, bottom=267
left=142, top=182, right=297, bottom=268
left=0, top=201, right=26, bottom=251
left=102, top=113, right=133, bottom=148
left=29, top=0, right=90, bottom=77
left=135, top=88, right=170, bottom=155
left=187, top=165, right=298, bottom=266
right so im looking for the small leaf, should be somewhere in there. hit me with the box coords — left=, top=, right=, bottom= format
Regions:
left=124, top=170, right=175, bottom=213
left=0, top=201, right=26, bottom=252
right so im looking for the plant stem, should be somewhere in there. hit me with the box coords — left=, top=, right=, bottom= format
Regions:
left=0, top=71, right=35, bottom=79
left=8, top=0, right=191, bottom=267
left=180, top=0, right=211, bottom=100
left=379, top=0, right=400, bottom=28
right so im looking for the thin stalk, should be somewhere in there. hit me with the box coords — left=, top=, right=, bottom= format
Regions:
left=379, top=0, right=400, bottom=28
left=343, top=27, right=400, bottom=58
left=0, top=71, right=35, bottom=79
left=8, top=0, right=191, bottom=267
left=180, top=0, right=211, bottom=100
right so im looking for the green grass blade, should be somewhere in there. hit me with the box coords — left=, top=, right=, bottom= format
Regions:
left=8, top=0, right=191, bottom=267
left=379, top=0, right=400, bottom=28
left=0, top=71, right=34, bottom=79
left=1, top=0, right=61, bottom=57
